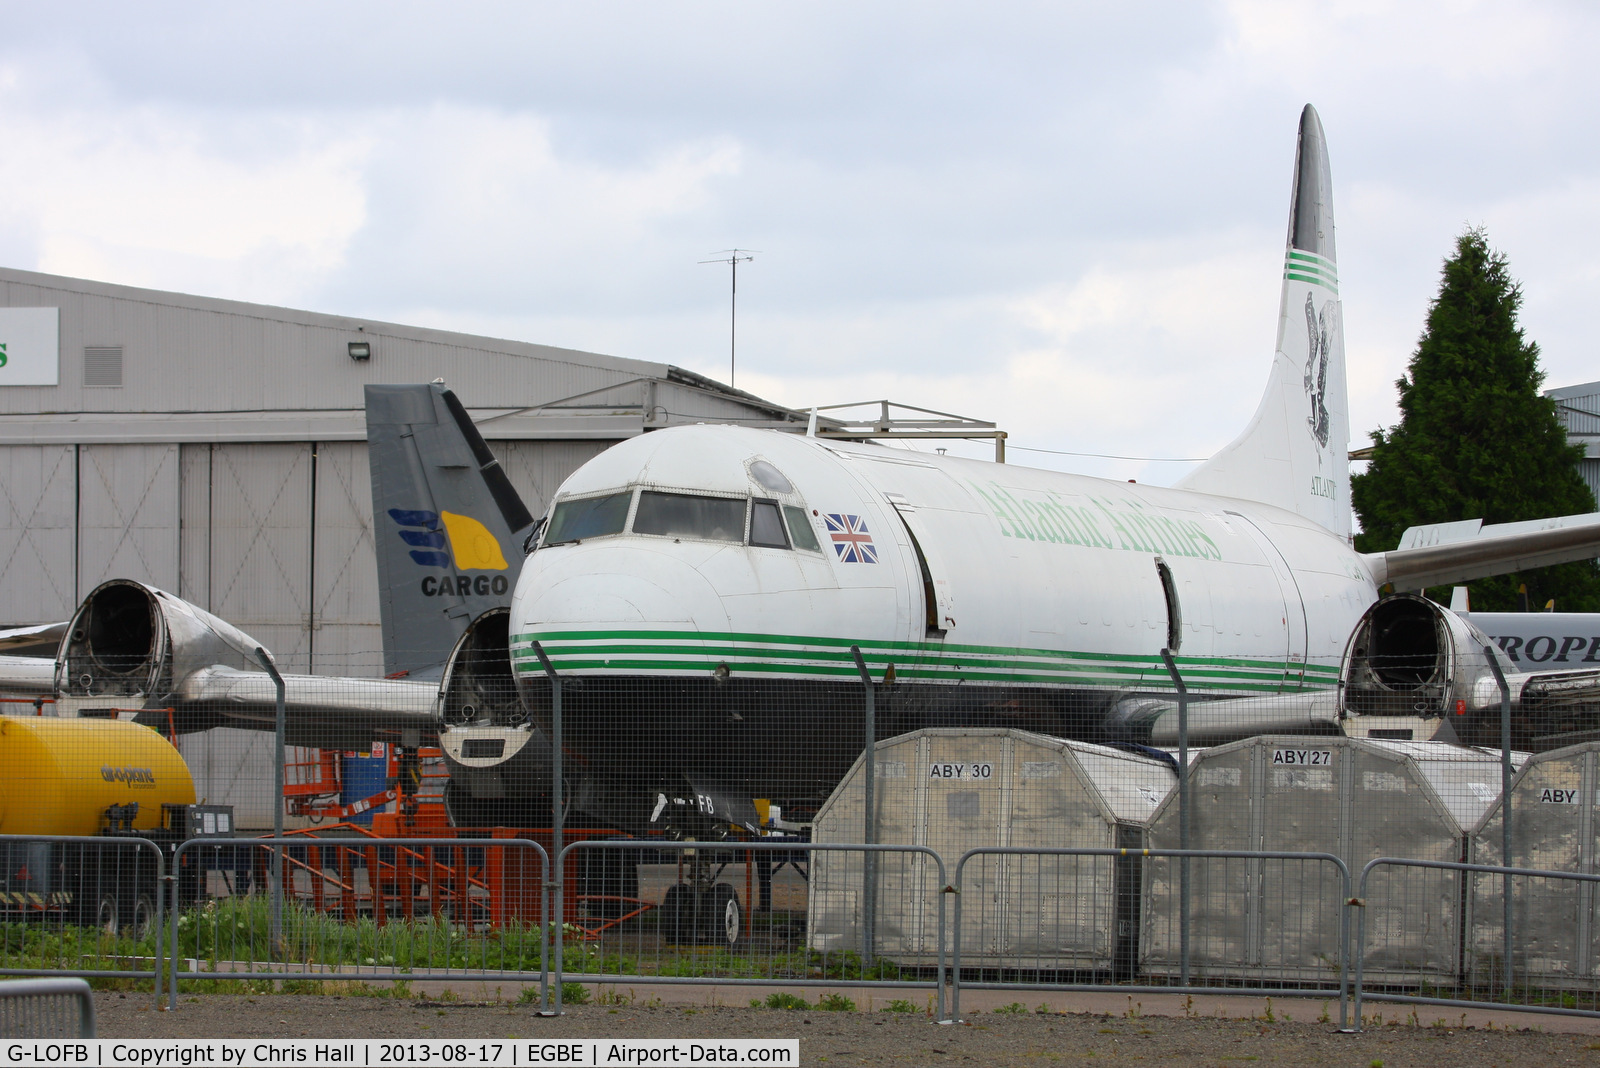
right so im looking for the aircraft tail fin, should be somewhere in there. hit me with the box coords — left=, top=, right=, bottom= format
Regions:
left=365, top=383, right=534, bottom=677
left=1177, top=104, right=1350, bottom=537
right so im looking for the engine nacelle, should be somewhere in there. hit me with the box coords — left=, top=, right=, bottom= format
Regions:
left=1340, top=593, right=1521, bottom=736
left=55, top=579, right=264, bottom=715
left=436, top=608, right=557, bottom=826
left=53, top=579, right=438, bottom=748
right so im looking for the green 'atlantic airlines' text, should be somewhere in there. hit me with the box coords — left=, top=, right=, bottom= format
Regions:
left=969, top=480, right=1222, bottom=561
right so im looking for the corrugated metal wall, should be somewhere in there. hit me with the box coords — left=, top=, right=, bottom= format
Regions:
left=0, top=445, right=76, bottom=621
left=0, top=268, right=667, bottom=419
left=0, top=438, right=622, bottom=672
left=1551, top=386, right=1600, bottom=506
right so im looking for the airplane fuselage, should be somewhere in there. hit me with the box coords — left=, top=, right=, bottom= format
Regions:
left=508, top=425, right=1378, bottom=824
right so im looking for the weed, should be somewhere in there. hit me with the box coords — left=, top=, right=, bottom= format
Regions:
left=1184, top=994, right=1196, bottom=1019
left=560, top=983, right=590, bottom=1005
left=1317, top=1001, right=1329, bottom=1025
left=817, top=993, right=855, bottom=1012
left=1123, top=996, right=1142, bottom=1019
left=1260, top=998, right=1275, bottom=1023
left=1369, top=1060, right=1383, bottom=1068
left=995, top=1003, right=1027, bottom=1015
left=1034, top=1003, right=1050, bottom=1015
left=880, top=999, right=916, bottom=1014
left=765, top=992, right=810, bottom=1010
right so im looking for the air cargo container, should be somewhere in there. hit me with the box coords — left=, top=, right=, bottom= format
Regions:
left=810, top=728, right=1174, bottom=973
left=1141, top=736, right=1512, bottom=986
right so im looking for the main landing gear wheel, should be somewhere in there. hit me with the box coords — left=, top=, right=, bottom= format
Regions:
left=661, top=884, right=696, bottom=945
left=660, top=883, right=742, bottom=948
left=708, top=883, right=742, bottom=947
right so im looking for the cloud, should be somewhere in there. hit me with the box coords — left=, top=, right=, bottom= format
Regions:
left=0, top=1, right=1598, bottom=492
left=329, top=106, right=741, bottom=315
left=0, top=62, right=369, bottom=304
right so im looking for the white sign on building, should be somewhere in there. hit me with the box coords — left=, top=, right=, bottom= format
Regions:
left=0, top=308, right=59, bottom=385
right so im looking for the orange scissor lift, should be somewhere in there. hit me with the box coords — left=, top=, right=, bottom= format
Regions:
left=268, top=745, right=649, bottom=937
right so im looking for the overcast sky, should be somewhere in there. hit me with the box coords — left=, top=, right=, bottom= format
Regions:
left=0, top=1, right=1596, bottom=481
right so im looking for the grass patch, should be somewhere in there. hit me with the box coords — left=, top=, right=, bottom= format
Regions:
left=880, top=999, right=916, bottom=1014
left=764, top=992, right=810, bottom=1010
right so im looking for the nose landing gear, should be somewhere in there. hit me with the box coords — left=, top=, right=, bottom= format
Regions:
left=660, top=849, right=743, bottom=948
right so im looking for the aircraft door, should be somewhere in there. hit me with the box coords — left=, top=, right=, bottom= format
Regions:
left=1226, top=512, right=1310, bottom=688
left=884, top=494, right=954, bottom=638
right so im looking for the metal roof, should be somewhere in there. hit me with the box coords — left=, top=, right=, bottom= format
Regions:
left=0, top=266, right=803, bottom=443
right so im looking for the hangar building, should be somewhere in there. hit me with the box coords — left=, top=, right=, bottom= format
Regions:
left=0, top=266, right=802, bottom=674
left=1550, top=380, right=1600, bottom=506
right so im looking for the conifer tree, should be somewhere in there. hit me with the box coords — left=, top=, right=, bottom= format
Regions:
left=1350, top=228, right=1600, bottom=610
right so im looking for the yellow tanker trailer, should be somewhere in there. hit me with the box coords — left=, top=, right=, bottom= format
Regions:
left=0, top=717, right=233, bottom=935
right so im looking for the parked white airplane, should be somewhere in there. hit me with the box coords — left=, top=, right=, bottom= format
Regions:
left=483, top=105, right=1600, bottom=830
left=6, top=105, right=1600, bottom=837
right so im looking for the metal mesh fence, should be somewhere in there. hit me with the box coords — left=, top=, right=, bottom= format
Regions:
left=166, top=837, right=550, bottom=1010
left=0, top=977, right=96, bottom=1038
left=4, top=637, right=1600, bottom=1028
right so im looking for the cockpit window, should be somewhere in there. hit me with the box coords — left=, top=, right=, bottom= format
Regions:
left=633, top=491, right=746, bottom=543
left=784, top=505, right=822, bottom=552
left=545, top=491, right=632, bottom=544
left=748, top=460, right=794, bottom=494
left=749, top=499, right=788, bottom=548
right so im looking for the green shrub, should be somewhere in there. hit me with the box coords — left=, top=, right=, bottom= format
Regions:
left=764, top=992, right=810, bottom=1010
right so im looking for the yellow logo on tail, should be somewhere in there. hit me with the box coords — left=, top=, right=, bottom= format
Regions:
left=440, top=511, right=509, bottom=570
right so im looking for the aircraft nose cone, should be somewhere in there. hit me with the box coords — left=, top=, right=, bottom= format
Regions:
left=515, top=546, right=731, bottom=632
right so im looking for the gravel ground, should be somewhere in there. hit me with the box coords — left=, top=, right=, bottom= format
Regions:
left=95, top=992, right=1600, bottom=1066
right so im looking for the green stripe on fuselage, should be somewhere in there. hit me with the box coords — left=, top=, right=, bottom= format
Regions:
left=508, top=627, right=1337, bottom=694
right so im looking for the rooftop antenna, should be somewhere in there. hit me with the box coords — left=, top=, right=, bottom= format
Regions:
left=700, top=249, right=756, bottom=387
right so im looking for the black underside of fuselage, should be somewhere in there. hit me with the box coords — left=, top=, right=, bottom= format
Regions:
left=520, top=675, right=1119, bottom=834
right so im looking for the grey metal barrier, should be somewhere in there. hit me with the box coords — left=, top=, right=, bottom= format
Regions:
left=0, top=834, right=166, bottom=1009
left=950, top=847, right=1353, bottom=1028
left=557, top=839, right=950, bottom=1022
left=0, top=977, right=96, bottom=1038
left=167, top=836, right=550, bottom=1012
left=1352, top=857, right=1600, bottom=1026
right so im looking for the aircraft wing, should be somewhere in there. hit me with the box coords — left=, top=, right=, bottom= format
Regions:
left=1363, top=511, right=1600, bottom=591
left=0, top=654, right=58, bottom=697
left=139, top=666, right=439, bottom=751
left=0, top=621, right=67, bottom=655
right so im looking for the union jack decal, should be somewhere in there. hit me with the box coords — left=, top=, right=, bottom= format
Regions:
left=824, top=513, right=877, bottom=563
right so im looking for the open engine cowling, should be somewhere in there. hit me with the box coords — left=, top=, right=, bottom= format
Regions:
left=1340, top=593, right=1535, bottom=744
left=56, top=579, right=263, bottom=713
left=436, top=608, right=558, bottom=826
left=54, top=579, right=437, bottom=748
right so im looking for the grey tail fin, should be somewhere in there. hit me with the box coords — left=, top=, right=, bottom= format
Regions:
left=365, top=383, right=534, bottom=677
